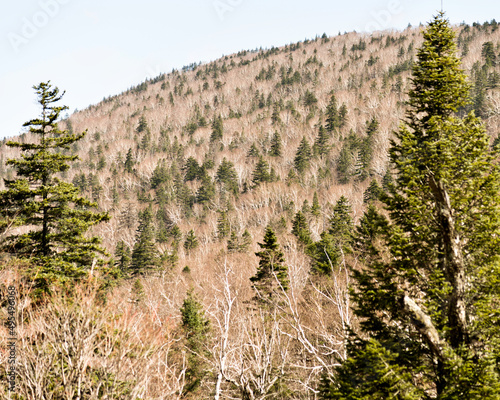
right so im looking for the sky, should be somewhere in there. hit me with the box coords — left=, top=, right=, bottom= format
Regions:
left=1, top=0, right=499, bottom=139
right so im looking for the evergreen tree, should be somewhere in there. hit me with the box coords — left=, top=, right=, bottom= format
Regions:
left=130, top=206, right=159, bottom=275
left=216, top=158, right=239, bottom=195
left=180, top=289, right=210, bottom=395
left=271, top=103, right=282, bottom=125
left=311, top=191, right=321, bottom=218
left=321, top=14, right=500, bottom=398
left=114, top=241, right=131, bottom=273
left=136, top=115, right=149, bottom=133
left=183, top=156, right=200, bottom=182
left=227, top=230, right=239, bottom=252
left=250, top=226, right=289, bottom=299
left=210, top=115, right=223, bottom=143
left=217, top=209, right=230, bottom=239
left=269, top=131, right=283, bottom=157
left=291, top=210, right=312, bottom=246
left=196, top=174, right=215, bottom=205
left=252, top=157, right=271, bottom=187
left=294, top=137, right=312, bottom=174
left=363, top=179, right=382, bottom=204
left=337, top=143, right=354, bottom=184
left=247, top=142, right=260, bottom=158
left=240, top=229, right=252, bottom=252
left=184, top=229, right=199, bottom=254
left=325, top=94, right=340, bottom=133
left=0, top=82, right=109, bottom=289
left=151, top=159, right=170, bottom=189
left=313, top=125, right=331, bottom=157
left=338, top=103, right=348, bottom=128
left=124, top=148, right=135, bottom=173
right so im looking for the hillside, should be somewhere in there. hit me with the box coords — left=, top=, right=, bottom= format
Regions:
left=2, top=19, right=500, bottom=398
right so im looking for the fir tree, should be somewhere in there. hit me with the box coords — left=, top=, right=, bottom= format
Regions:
left=247, top=142, right=260, bottom=158
left=321, top=14, right=500, bottom=398
left=184, top=229, right=199, bottom=254
left=252, top=157, right=271, bottom=187
left=115, top=241, right=131, bottom=273
left=250, top=226, right=289, bottom=300
left=210, top=115, right=223, bottom=143
left=363, top=179, right=382, bottom=203
left=269, top=131, right=282, bottom=157
left=124, top=148, right=135, bottom=173
left=130, top=206, right=159, bottom=276
left=217, top=209, right=230, bottom=240
left=291, top=211, right=312, bottom=246
left=325, top=94, right=339, bottom=133
left=313, top=125, right=331, bottom=157
left=311, top=191, right=321, bottom=217
left=183, top=156, right=200, bottom=182
left=216, top=158, right=239, bottom=195
left=0, top=82, right=110, bottom=289
left=294, top=137, right=312, bottom=174
left=180, top=289, right=210, bottom=395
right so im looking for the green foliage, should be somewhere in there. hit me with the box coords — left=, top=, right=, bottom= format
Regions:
left=363, top=179, right=382, bottom=203
left=114, top=241, right=131, bottom=273
left=294, top=137, right=312, bottom=174
left=247, top=142, right=260, bottom=158
left=130, top=206, right=160, bottom=276
left=303, top=90, right=318, bottom=107
left=184, top=229, right=199, bottom=254
left=325, top=94, right=340, bottom=133
left=269, top=131, right=282, bottom=157
left=216, top=158, right=239, bottom=195
left=324, top=14, right=500, bottom=398
left=252, top=156, right=271, bottom=187
left=313, top=125, right=331, bottom=157
left=250, top=226, right=289, bottom=300
left=311, top=191, right=321, bottom=217
left=291, top=210, right=312, bottom=246
left=183, top=156, right=200, bottom=182
left=210, top=115, right=224, bottom=143
left=180, top=289, right=210, bottom=395
left=217, top=209, right=230, bottom=239
left=481, top=41, right=496, bottom=66
left=124, top=148, right=135, bottom=173
left=0, top=82, right=110, bottom=290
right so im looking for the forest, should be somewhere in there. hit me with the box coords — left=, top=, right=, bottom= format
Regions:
left=1, top=13, right=500, bottom=399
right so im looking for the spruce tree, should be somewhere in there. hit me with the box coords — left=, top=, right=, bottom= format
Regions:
left=325, top=94, right=340, bottom=133
left=210, top=115, right=223, bottom=143
left=130, top=206, right=160, bottom=276
left=250, top=226, right=289, bottom=299
left=0, top=82, right=110, bottom=288
left=291, top=210, right=312, bottom=246
left=216, top=158, right=239, bottom=195
left=294, top=137, right=312, bottom=174
left=252, top=156, right=271, bottom=187
left=313, top=125, right=331, bottom=157
left=321, top=14, right=500, bottom=398
left=269, top=131, right=283, bottom=157
left=184, top=229, right=199, bottom=254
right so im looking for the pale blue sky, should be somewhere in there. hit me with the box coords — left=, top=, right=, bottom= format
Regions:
left=1, top=0, right=499, bottom=139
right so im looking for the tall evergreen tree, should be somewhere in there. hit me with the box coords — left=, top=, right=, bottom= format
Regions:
left=250, top=226, right=289, bottom=300
left=184, top=229, right=199, bottom=254
left=216, top=158, right=239, bottom=195
left=252, top=157, right=271, bottom=187
left=313, top=125, right=331, bottom=157
left=0, top=82, right=109, bottom=288
left=130, top=206, right=160, bottom=275
left=321, top=14, right=500, bottom=399
left=210, top=115, right=224, bottom=143
left=325, top=94, right=340, bottom=133
left=294, top=137, right=312, bottom=174
left=269, top=131, right=283, bottom=157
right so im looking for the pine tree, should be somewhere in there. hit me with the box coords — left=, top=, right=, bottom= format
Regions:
left=216, top=158, right=239, bottom=195
left=311, top=191, right=321, bottom=217
left=269, top=131, right=282, bottom=157
left=210, top=115, right=223, bottom=143
left=130, top=206, right=160, bottom=276
left=217, top=209, right=230, bottom=239
left=250, top=226, right=289, bottom=300
left=321, top=14, right=500, bottom=398
left=183, top=156, right=200, bottom=182
left=313, top=125, right=331, bottom=157
left=136, top=115, right=149, bottom=133
left=184, top=229, right=199, bottom=254
left=247, top=142, right=260, bottom=158
left=124, top=148, right=135, bottom=173
left=114, top=241, right=131, bottom=273
left=325, top=94, right=339, bottom=133
left=0, top=82, right=109, bottom=289
left=252, top=157, right=271, bottom=187
left=291, top=211, right=312, bottom=246
left=294, top=137, right=312, bottom=174
left=180, top=289, right=210, bottom=395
